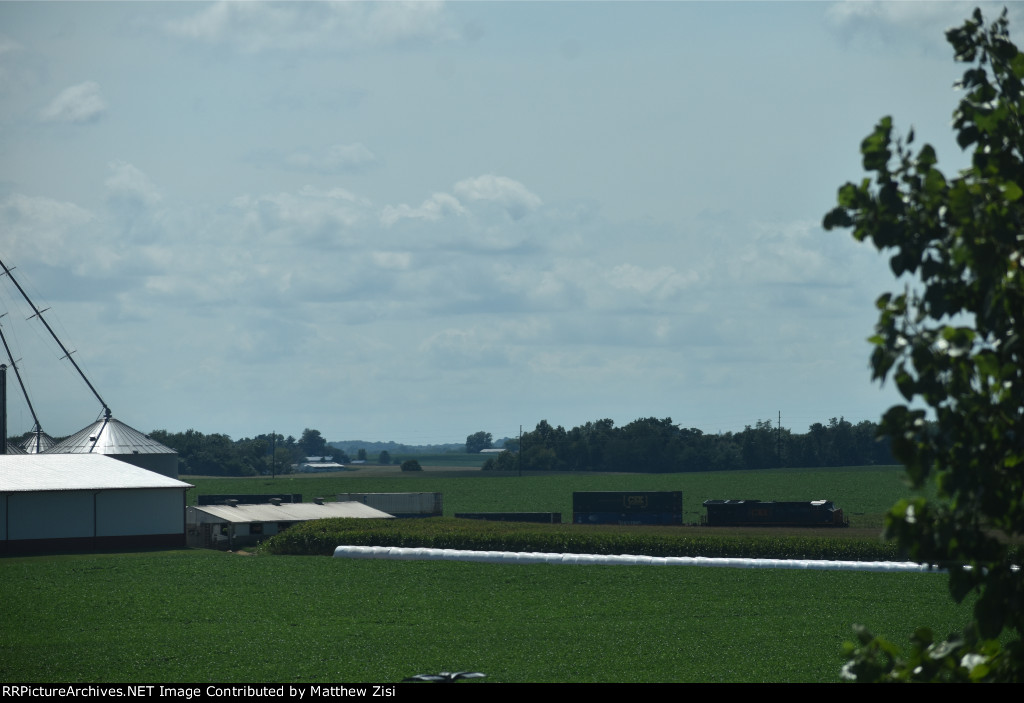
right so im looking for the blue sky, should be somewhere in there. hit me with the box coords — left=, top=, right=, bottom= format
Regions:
left=0, top=1, right=1016, bottom=445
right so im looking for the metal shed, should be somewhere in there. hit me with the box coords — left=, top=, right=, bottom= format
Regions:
left=0, top=453, right=192, bottom=554
left=46, top=415, right=179, bottom=478
left=187, top=501, right=394, bottom=549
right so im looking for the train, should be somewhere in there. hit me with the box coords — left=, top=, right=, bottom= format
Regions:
left=573, top=491, right=683, bottom=525
left=702, top=499, right=848, bottom=527
left=568, top=492, right=848, bottom=527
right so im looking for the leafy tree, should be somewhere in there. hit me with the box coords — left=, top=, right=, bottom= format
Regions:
left=824, top=8, right=1024, bottom=682
left=482, top=450, right=518, bottom=472
left=273, top=447, right=294, bottom=475
left=465, top=431, right=493, bottom=454
left=378, top=450, right=391, bottom=465
left=400, top=459, right=423, bottom=472
left=299, top=428, right=327, bottom=457
left=327, top=446, right=350, bottom=464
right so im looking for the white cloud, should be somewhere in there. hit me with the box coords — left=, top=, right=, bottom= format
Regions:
left=285, top=142, right=377, bottom=173
left=418, top=322, right=543, bottom=369
left=232, top=185, right=371, bottom=245
left=0, top=194, right=97, bottom=269
left=165, top=0, right=456, bottom=54
left=380, top=192, right=465, bottom=226
left=453, top=175, right=543, bottom=220
left=39, top=81, right=106, bottom=123
left=361, top=1, right=455, bottom=45
left=608, top=263, right=698, bottom=300
left=370, top=251, right=412, bottom=271
left=824, top=1, right=1022, bottom=53
left=105, top=161, right=162, bottom=208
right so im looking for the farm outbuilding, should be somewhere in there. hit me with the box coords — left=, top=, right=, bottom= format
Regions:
left=186, top=500, right=394, bottom=549
left=336, top=492, right=443, bottom=518
left=46, top=415, right=179, bottom=478
left=296, top=456, right=346, bottom=473
left=0, top=453, right=192, bottom=554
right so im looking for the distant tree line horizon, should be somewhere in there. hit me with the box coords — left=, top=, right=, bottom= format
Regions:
left=481, top=417, right=894, bottom=473
left=13, top=415, right=882, bottom=476
left=9, top=416, right=892, bottom=476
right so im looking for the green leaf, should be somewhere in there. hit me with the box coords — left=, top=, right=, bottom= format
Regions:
left=826, top=9, right=1024, bottom=681
left=1001, top=181, right=1023, bottom=201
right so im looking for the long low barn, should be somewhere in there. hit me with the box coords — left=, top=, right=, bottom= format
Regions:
left=0, top=453, right=193, bottom=554
left=187, top=501, right=394, bottom=549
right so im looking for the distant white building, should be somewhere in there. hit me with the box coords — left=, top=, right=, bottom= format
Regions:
left=295, top=456, right=347, bottom=473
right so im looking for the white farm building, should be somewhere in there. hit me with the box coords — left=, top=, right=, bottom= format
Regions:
left=187, top=500, right=394, bottom=549
left=0, top=453, right=192, bottom=554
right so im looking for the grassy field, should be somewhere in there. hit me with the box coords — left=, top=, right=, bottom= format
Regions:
left=185, top=465, right=917, bottom=528
left=0, top=466, right=965, bottom=683
left=0, top=548, right=971, bottom=683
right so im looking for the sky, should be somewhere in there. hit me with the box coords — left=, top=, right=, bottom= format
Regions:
left=0, top=0, right=1018, bottom=446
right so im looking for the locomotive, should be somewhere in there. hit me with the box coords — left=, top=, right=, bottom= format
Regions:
left=702, top=499, right=848, bottom=527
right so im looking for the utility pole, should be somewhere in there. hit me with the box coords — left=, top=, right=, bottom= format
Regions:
left=1, top=364, right=6, bottom=454
left=776, top=410, right=782, bottom=467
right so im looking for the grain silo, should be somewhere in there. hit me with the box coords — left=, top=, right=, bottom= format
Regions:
left=21, top=430, right=56, bottom=454
left=2, top=260, right=178, bottom=478
left=47, top=412, right=180, bottom=479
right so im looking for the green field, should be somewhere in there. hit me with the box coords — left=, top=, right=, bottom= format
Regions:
left=0, top=549, right=969, bottom=683
left=0, top=467, right=967, bottom=683
left=186, top=465, right=917, bottom=528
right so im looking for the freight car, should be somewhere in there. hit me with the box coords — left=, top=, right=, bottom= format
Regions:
left=573, top=491, right=683, bottom=525
left=702, top=499, right=848, bottom=527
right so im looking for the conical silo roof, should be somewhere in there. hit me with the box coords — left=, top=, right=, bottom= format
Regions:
left=47, top=416, right=176, bottom=456
left=21, top=431, right=56, bottom=454
left=5, top=441, right=27, bottom=454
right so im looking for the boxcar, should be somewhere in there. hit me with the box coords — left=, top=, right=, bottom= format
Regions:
left=702, top=499, right=847, bottom=527
left=573, top=491, right=683, bottom=525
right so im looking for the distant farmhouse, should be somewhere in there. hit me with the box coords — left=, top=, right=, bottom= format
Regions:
left=295, top=456, right=347, bottom=473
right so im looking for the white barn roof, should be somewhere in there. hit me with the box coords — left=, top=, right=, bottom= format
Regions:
left=192, top=501, right=394, bottom=523
left=0, top=454, right=192, bottom=492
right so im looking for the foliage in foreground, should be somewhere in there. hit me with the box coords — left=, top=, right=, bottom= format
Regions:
left=258, top=517, right=902, bottom=562
left=824, top=8, right=1024, bottom=681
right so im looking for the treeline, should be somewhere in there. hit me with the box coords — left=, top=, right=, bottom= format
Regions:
left=483, top=417, right=893, bottom=473
left=148, top=428, right=347, bottom=477
left=144, top=416, right=893, bottom=476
